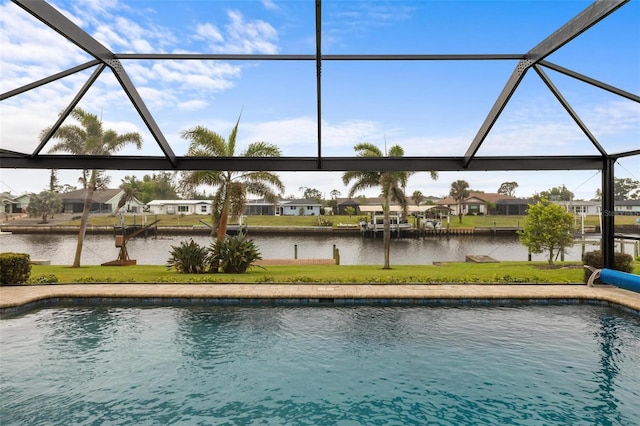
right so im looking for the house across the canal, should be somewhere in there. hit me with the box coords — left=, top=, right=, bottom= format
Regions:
left=61, top=188, right=144, bottom=214
left=146, top=199, right=212, bottom=215
left=277, top=199, right=323, bottom=216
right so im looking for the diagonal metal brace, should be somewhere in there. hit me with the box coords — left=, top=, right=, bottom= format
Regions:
left=11, top=0, right=177, bottom=167
left=106, top=59, right=177, bottom=167
left=463, top=0, right=629, bottom=167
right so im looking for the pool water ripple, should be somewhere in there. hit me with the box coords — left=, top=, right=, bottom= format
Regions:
left=1, top=305, right=639, bottom=425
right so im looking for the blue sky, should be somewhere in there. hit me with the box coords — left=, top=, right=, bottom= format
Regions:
left=1, top=0, right=638, bottom=201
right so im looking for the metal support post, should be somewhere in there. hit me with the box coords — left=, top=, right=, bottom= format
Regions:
left=601, top=158, right=615, bottom=269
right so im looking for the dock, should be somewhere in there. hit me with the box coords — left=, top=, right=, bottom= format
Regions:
left=465, top=255, right=499, bottom=263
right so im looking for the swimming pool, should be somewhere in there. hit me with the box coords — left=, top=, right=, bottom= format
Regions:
left=2, top=305, right=639, bottom=425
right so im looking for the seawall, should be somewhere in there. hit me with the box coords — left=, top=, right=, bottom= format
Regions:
left=0, top=224, right=616, bottom=237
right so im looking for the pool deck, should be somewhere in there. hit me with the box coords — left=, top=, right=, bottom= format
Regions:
left=2, top=283, right=640, bottom=315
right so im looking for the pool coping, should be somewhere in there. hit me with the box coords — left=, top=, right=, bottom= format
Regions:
left=2, top=283, right=640, bottom=317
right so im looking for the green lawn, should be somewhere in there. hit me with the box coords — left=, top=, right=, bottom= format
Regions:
left=28, top=261, right=615, bottom=285
left=61, top=213, right=639, bottom=229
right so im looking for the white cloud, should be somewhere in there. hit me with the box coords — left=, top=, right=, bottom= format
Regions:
left=474, top=96, right=640, bottom=156
left=93, top=24, right=129, bottom=51
left=195, top=23, right=224, bottom=44
left=0, top=3, right=89, bottom=85
left=261, top=0, right=279, bottom=11
left=178, top=100, right=209, bottom=111
left=195, top=10, right=279, bottom=54
left=235, top=117, right=383, bottom=156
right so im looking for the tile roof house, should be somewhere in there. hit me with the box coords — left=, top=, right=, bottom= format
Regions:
left=436, top=192, right=515, bottom=215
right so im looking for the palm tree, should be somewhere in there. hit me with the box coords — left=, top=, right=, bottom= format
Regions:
left=449, top=179, right=470, bottom=223
left=44, top=107, right=143, bottom=267
left=342, top=143, right=437, bottom=269
left=411, top=190, right=424, bottom=207
left=26, top=190, right=62, bottom=223
left=113, top=183, right=139, bottom=216
left=180, top=115, right=284, bottom=241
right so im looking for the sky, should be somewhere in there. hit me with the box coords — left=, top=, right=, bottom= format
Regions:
left=1, top=0, right=639, bottom=201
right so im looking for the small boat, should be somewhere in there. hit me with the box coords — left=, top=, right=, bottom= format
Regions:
left=365, top=215, right=412, bottom=232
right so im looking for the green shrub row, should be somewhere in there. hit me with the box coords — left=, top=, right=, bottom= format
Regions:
left=167, top=234, right=262, bottom=274
left=0, top=252, right=31, bottom=285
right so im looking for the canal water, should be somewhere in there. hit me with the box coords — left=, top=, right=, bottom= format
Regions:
left=1, top=232, right=598, bottom=266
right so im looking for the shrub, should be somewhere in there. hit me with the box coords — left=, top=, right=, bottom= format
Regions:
left=166, top=239, right=208, bottom=274
left=583, top=250, right=634, bottom=283
left=208, top=234, right=262, bottom=273
left=0, top=252, right=31, bottom=285
left=28, top=274, right=59, bottom=284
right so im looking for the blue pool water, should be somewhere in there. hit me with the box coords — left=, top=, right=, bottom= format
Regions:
left=1, top=305, right=639, bottom=425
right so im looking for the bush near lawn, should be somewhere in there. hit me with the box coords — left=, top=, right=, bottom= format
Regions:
left=0, top=252, right=31, bottom=285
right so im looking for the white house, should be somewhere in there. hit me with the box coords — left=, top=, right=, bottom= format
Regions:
left=615, top=200, right=640, bottom=213
left=277, top=199, right=322, bottom=216
left=555, top=200, right=601, bottom=215
left=146, top=199, right=212, bottom=215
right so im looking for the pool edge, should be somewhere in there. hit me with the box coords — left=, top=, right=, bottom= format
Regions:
left=2, top=284, right=639, bottom=318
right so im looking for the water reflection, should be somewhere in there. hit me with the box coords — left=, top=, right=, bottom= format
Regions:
left=591, top=312, right=628, bottom=423
left=1, top=232, right=592, bottom=265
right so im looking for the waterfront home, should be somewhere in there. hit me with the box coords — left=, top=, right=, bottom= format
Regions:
left=1, top=192, right=33, bottom=213
left=495, top=198, right=535, bottom=215
left=146, top=199, right=212, bottom=215
left=337, top=197, right=407, bottom=215
left=554, top=200, right=601, bottom=215
left=277, top=199, right=322, bottom=216
left=60, top=188, right=144, bottom=214
left=336, top=197, right=450, bottom=218
left=2, top=192, right=18, bottom=213
left=336, top=198, right=360, bottom=215
left=244, top=198, right=277, bottom=216
left=615, top=199, right=640, bottom=214
left=437, top=193, right=515, bottom=216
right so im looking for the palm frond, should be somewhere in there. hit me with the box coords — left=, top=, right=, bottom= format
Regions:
left=237, top=171, right=285, bottom=194
left=182, top=170, right=226, bottom=188
left=47, top=125, right=87, bottom=154
left=227, top=181, right=247, bottom=218
left=353, top=142, right=383, bottom=157
left=242, top=141, right=282, bottom=157
left=387, top=144, right=405, bottom=157
left=227, top=113, right=242, bottom=157
left=182, top=126, right=227, bottom=156
left=343, top=173, right=381, bottom=198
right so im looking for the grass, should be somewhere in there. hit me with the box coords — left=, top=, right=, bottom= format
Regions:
left=55, top=213, right=639, bottom=229
left=27, top=261, right=620, bottom=285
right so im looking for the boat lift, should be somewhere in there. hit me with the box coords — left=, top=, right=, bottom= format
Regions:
left=102, top=219, right=161, bottom=266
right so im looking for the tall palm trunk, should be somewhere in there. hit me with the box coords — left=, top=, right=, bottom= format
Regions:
left=383, top=195, right=391, bottom=270
left=73, top=170, right=96, bottom=267
left=216, top=194, right=231, bottom=241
